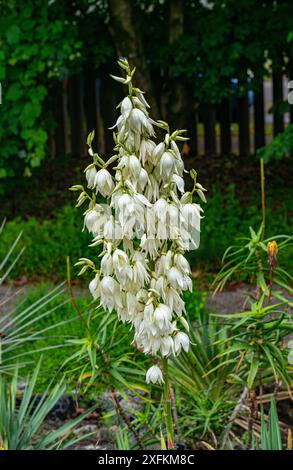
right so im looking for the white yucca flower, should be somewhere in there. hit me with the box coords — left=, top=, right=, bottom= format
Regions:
left=85, top=165, right=97, bottom=189
left=72, top=59, right=205, bottom=385
left=146, top=365, right=164, bottom=385
left=174, top=331, right=190, bottom=354
left=95, top=169, right=114, bottom=196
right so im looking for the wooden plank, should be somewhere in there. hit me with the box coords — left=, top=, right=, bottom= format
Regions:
left=272, top=71, right=284, bottom=136
left=220, top=98, right=231, bottom=155
left=68, top=73, right=86, bottom=156
left=289, top=62, right=293, bottom=123
left=204, top=104, right=216, bottom=155
left=254, top=83, right=265, bottom=152
left=186, top=111, right=198, bottom=157
left=238, top=93, right=250, bottom=156
left=84, top=67, right=99, bottom=152
left=100, top=75, right=119, bottom=156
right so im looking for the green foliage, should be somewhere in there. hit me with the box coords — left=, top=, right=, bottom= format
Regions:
left=0, top=282, right=70, bottom=374
left=258, top=400, right=283, bottom=450
left=8, top=283, right=91, bottom=390
left=61, top=306, right=149, bottom=397
left=0, top=1, right=82, bottom=174
left=214, top=223, right=292, bottom=292
left=0, top=361, right=96, bottom=450
left=213, top=219, right=293, bottom=393
left=142, top=0, right=292, bottom=101
left=257, top=124, right=293, bottom=163
left=190, top=185, right=293, bottom=273
left=0, top=206, right=92, bottom=279
left=214, top=296, right=293, bottom=391
left=0, top=224, right=74, bottom=374
left=170, top=308, right=238, bottom=441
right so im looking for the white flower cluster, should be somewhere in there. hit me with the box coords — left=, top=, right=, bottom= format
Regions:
left=72, top=59, right=205, bottom=385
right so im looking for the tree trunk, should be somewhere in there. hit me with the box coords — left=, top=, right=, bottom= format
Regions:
left=108, top=0, right=159, bottom=118
left=161, top=0, right=196, bottom=136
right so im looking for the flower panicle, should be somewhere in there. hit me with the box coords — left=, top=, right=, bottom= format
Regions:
left=72, top=59, right=204, bottom=383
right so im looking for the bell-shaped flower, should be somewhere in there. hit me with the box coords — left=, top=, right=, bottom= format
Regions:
left=151, top=142, right=165, bottom=165
left=138, top=168, right=149, bottom=191
left=146, top=365, right=164, bottom=385
left=121, top=96, right=132, bottom=118
left=160, top=152, right=175, bottom=179
left=95, top=169, right=114, bottom=197
left=85, top=165, right=97, bottom=189
left=174, top=331, right=190, bottom=354
left=153, top=304, right=172, bottom=331
left=172, top=174, right=185, bottom=193
left=181, top=203, right=202, bottom=232
left=160, top=336, right=174, bottom=357
left=100, top=253, right=114, bottom=276
left=175, top=254, right=191, bottom=275
left=99, top=275, right=123, bottom=311
left=89, top=273, right=100, bottom=299
left=167, top=267, right=184, bottom=290
left=84, top=209, right=100, bottom=233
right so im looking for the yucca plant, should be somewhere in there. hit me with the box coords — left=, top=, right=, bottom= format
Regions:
left=0, top=360, right=97, bottom=450
left=61, top=305, right=150, bottom=449
left=170, top=309, right=237, bottom=396
left=258, top=399, right=283, bottom=450
left=214, top=224, right=292, bottom=296
left=115, top=426, right=131, bottom=450
left=0, top=221, right=75, bottom=373
left=213, top=296, right=293, bottom=391
left=169, top=309, right=239, bottom=442
left=0, top=220, right=24, bottom=286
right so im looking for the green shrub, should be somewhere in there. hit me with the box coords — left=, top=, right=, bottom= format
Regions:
left=0, top=206, right=92, bottom=279
left=190, top=185, right=292, bottom=273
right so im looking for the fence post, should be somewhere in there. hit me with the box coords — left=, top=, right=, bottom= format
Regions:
left=220, top=98, right=231, bottom=155
left=203, top=104, right=216, bottom=155
left=238, top=93, right=250, bottom=156
left=254, top=82, right=265, bottom=152
left=69, top=73, right=86, bottom=157
left=272, top=71, right=284, bottom=136
left=84, top=67, right=99, bottom=152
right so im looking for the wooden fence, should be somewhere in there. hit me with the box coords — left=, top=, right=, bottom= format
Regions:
left=47, top=71, right=292, bottom=159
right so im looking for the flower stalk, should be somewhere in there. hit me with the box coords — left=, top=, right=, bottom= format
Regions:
left=162, top=357, right=174, bottom=449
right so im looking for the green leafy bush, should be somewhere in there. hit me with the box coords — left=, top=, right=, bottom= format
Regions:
left=0, top=206, right=92, bottom=279
left=257, top=124, right=293, bottom=163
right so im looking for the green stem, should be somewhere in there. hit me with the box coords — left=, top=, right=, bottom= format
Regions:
left=260, top=158, right=265, bottom=241
left=162, top=357, right=174, bottom=449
